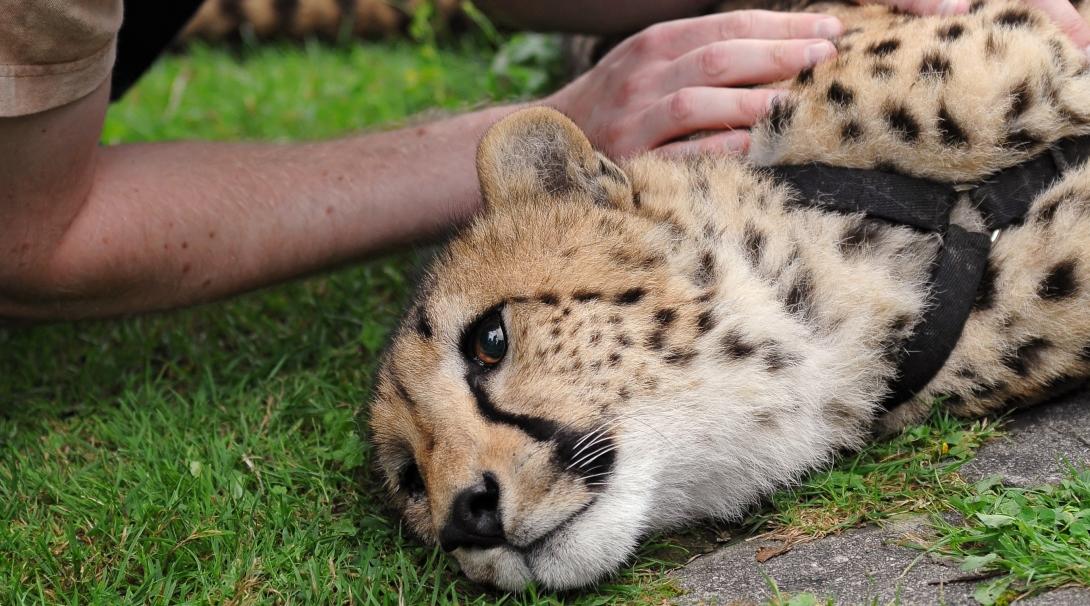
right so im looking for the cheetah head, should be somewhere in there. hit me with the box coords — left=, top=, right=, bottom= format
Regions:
left=367, top=108, right=840, bottom=590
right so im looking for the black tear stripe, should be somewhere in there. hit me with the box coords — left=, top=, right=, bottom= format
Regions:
left=468, top=374, right=617, bottom=489
left=467, top=373, right=559, bottom=442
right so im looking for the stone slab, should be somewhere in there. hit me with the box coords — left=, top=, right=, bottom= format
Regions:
left=674, top=393, right=1090, bottom=605
left=959, top=391, right=1090, bottom=487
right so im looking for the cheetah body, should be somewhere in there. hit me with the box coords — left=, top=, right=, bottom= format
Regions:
left=367, top=0, right=1090, bottom=590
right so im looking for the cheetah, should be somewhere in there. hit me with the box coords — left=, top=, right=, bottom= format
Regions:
left=367, top=0, right=1090, bottom=590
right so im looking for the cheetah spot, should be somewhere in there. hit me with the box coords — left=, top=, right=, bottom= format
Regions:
left=614, top=288, right=646, bottom=305
left=938, top=23, right=965, bottom=41
left=937, top=104, right=969, bottom=147
left=884, top=105, right=921, bottom=142
left=867, top=39, right=901, bottom=57
left=919, top=52, right=951, bottom=80
left=995, top=8, right=1037, bottom=28
left=827, top=81, right=856, bottom=108
left=1038, top=259, right=1079, bottom=300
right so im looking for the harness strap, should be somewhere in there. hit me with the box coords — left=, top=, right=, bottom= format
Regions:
left=766, top=133, right=1090, bottom=412
left=970, top=135, right=1090, bottom=231
left=767, top=164, right=955, bottom=231
left=878, top=225, right=990, bottom=408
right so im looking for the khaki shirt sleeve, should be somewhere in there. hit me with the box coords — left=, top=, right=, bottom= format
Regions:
left=0, top=0, right=123, bottom=117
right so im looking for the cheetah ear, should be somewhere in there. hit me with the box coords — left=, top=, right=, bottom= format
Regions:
left=476, top=107, right=630, bottom=210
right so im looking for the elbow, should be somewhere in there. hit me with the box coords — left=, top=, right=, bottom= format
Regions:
left=0, top=260, right=69, bottom=320
left=0, top=248, right=112, bottom=321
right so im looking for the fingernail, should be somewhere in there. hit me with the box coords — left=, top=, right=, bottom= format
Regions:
left=938, top=0, right=968, bottom=15
left=805, top=41, right=837, bottom=66
left=815, top=17, right=843, bottom=39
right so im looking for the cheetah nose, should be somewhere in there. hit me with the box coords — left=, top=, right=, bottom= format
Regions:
left=438, top=472, right=506, bottom=551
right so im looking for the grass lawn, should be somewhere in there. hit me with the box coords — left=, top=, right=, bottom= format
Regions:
left=2, top=35, right=1087, bottom=605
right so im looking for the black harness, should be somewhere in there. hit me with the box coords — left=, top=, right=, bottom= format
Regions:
left=767, top=135, right=1090, bottom=411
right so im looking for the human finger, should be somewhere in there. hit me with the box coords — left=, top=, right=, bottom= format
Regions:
left=631, top=87, right=787, bottom=151
left=657, top=129, right=751, bottom=156
left=622, top=10, right=843, bottom=60
left=664, top=38, right=837, bottom=91
left=1023, top=0, right=1090, bottom=49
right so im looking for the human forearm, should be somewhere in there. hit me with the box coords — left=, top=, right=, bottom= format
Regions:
left=4, top=103, right=526, bottom=319
left=2, top=9, right=850, bottom=320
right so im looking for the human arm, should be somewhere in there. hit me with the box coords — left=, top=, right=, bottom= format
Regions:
left=0, top=11, right=841, bottom=320
left=0, top=82, right=527, bottom=319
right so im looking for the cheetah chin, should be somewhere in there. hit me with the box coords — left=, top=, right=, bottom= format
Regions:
left=367, top=0, right=1090, bottom=590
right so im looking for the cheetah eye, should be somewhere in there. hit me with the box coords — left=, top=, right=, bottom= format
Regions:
left=466, top=309, right=507, bottom=368
left=398, top=460, right=425, bottom=498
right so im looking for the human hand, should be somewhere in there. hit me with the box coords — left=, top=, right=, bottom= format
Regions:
left=868, top=0, right=1090, bottom=51
left=545, top=10, right=843, bottom=157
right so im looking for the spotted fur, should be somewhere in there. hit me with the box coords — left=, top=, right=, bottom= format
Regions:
left=367, top=0, right=1090, bottom=591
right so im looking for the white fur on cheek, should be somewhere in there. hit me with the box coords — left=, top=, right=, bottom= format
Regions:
left=524, top=432, right=658, bottom=589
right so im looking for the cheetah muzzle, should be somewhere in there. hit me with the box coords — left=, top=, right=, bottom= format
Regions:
left=367, top=0, right=1090, bottom=590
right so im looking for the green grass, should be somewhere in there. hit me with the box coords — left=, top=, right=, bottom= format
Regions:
left=928, top=469, right=1090, bottom=605
left=3, top=34, right=1086, bottom=605
left=751, top=407, right=999, bottom=543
